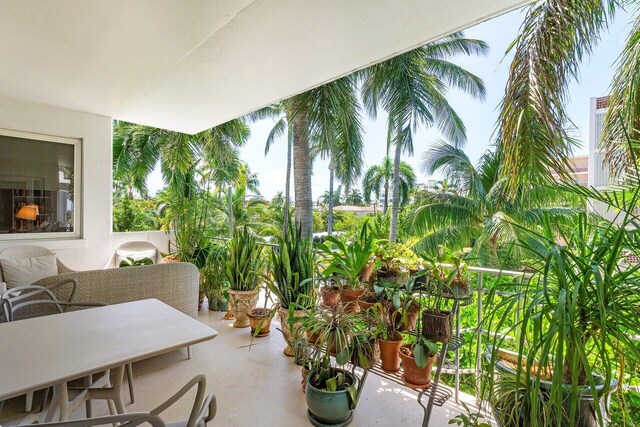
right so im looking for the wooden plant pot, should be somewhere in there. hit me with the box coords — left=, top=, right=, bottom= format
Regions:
left=379, top=338, right=403, bottom=373
left=228, top=289, right=260, bottom=328
left=399, top=344, right=437, bottom=389
left=340, top=288, right=364, bottom=312
left=247, top=308, right=273, bottom=337
left=422, top=310, right=453, bottom=343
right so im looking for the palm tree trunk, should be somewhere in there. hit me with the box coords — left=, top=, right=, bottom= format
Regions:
left=227, top=184, right=234, bottom=238
left=383, top=179, right=389, bottom=214
left=328, top=159, right=335, bottom=235
left=292, top=104, right=313, bottom=238
left=283, top=124, right=293, bottom=235
left=389, top=143, right=402, bottom=242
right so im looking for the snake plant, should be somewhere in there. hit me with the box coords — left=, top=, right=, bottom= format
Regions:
left=226, top=226, right=264, bottom=291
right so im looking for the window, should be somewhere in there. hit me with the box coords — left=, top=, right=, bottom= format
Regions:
left=0, top=129, right=81, bottom=240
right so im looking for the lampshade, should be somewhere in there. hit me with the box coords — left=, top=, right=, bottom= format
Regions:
left=16, top=205, right=39, bottom=221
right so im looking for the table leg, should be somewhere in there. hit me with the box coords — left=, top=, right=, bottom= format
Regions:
left=44, top=386, right=59, bottom=422
left=110, top=365, right=126, bottom=414
left=58, top=383, right=70, bottom=421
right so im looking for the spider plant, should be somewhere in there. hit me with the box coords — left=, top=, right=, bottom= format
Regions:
left=483, top=181, right=640, bottom=426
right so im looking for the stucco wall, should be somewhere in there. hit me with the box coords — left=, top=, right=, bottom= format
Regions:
left=0, top=98, right=117, bottom=269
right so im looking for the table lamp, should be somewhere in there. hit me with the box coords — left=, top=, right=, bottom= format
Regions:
left=16, top=204, right=39, bottom=230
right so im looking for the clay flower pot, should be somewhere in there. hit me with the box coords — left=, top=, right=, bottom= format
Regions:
left=278, top=307, right=307, bottom=357
left=379, top=338, right=403, bottom=372
left=228, top=289, right=260, bottom=328
left=359, top=261, right=375, bottom=282
left=340, top=288, right=364, bottom=312
left=321, top=286, right=341, bottom=307
left=247, top=307, right=273, bottom=337
left=399, top=344, right=437, bottom=389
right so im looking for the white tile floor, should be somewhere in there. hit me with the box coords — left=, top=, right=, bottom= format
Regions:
left=1, top=308, right=489, bottom=426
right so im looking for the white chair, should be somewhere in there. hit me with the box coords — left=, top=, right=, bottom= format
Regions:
left=36, top=375, right=217, bottom=427
left=105, top=241, right=165, bottom=268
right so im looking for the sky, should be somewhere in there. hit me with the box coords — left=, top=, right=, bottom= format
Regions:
left=148, top=7, right=632, bottom=201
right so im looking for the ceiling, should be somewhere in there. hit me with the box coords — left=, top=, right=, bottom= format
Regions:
left=0, top=0, right=529, bottom=134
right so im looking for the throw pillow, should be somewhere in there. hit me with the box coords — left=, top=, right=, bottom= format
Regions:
left=0, top=254, right=58, bottom=288
left=115, top=248, right=157, bottom=267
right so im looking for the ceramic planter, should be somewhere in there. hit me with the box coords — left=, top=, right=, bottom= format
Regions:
left=486, top=346, right=618, bottom=427
left=399, top=344, right=437, bottom=389
left=340, top=288, right=364, bottom=312
left=379, top=338, right=402, bottom=372
left=246, top=307, right=272, bottom=337
left=278, top=307, right=307, bottom=357
left=228, top=289, right=260, bottom=328
left=306, top=369, right=357, bottom=426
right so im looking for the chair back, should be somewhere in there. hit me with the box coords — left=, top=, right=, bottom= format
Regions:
left=0, top=246, right=73, bottom=282
left=107, top=241, right=165, bottom=268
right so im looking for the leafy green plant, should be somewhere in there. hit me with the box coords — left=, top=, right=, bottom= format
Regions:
left=448, top=401, right=491, bottom=427
left=483, top=179, right=640, bottom=425
left=200, top=243, right=230, bottom=308
left=317, top=222, right=374, bottom=289
left=267, top=221, right=315, bottom=309
left=308, top=358, right=358, bottom=409
left=118, top=256, right=154, bottom=267
left=226, top=226, right=264, bottom=291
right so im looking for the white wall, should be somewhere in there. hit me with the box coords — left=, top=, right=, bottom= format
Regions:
left=0, top=97, right=114, bottom=269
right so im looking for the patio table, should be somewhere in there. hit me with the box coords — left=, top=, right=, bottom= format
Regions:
left=0, top=298, right=218, bottom=421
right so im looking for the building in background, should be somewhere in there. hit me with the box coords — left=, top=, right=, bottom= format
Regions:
left=550, top=155, right=589, bottom=185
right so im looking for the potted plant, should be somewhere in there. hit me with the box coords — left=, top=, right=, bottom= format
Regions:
left=371, top=301, right=403, bottom=373
left=267, top=221, right=316, bottom=356
left=399, top=318, right=439, bottom=389
left=439, top=248, right=471, bottom=299
left=319, top=278, right=341, bottom=307
left=415, top=261, right=454, bottom=343
left=305, top=357, right=360, bottom=426
left=226, top=226, right=264, bottom=328
left=246, top=286, right=275, bottom=337
left=302, top=305, right=356, bottom=358
left=200, top=243, right=230, bottom=311
left=482, top=182, right=640, bottom=426
left=373, top=241, right=419, bottom=284
left=317, top=226, right=374, bottom=313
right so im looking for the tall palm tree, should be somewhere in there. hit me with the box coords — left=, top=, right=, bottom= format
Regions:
left=361, top=32, right=488, bottom=242
left=113, top=118, right=250, bottom=196
left=496, top=0, right=618, bottom=194
left=362, top=156, right=416, bottom=212
left=254, top=75, right=364, bottom=237
left=413, top=140, right=581, bottom=264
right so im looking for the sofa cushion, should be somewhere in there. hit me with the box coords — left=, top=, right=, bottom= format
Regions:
left=0, top=254, right=58, bottom=288
left=115, top=248, right=157, bottom=266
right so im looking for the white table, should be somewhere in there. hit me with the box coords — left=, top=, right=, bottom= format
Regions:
left=0, top=299, right=218, bottom=420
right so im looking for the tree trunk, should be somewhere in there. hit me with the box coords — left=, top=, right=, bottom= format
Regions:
left=292, top=104, right=313, bottom=238
left=383, top=179, right=389, bottom=214
left=389, top=143, right=402, bottom=242
left=283, top=124, right=293, bottom=236
left=228, top=184, right=234, bottom=238
left=328, top=159, right=335, bottom=235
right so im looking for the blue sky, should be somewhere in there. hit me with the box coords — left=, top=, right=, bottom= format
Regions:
left=148, top=7, right=632, bottom=201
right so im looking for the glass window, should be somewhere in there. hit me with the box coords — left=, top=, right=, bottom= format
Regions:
left=0, top=129, right=81, bottom=240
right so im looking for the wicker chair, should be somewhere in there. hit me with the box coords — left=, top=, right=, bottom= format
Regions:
left=105, top=241, right=165, bottom=269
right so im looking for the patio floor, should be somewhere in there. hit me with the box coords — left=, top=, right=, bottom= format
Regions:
left=1, top=308, right=487, bottom=426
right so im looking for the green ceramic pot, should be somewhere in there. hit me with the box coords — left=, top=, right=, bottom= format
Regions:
left=305, top=369, right=357, bottom=426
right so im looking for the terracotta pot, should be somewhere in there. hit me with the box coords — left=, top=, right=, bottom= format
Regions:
left=228, top=289, right=260, bottom=328
left=278, top=307, right=307, bottom=357
left=340, top=288, right=364, bottom=312
left=396, top=302, right=420, bottom=332
left=247, top=308, right=272, bottom=337
left=358, top=298, right=375, bottom=311
left=399, top=344, right=437, bottom=389
left=321, top=287, right=341, bottom=306
left=379, top=338, right=403, bottom=372
left=422, top=310, right=453, bottom=343
left=359, top=261, right=375, bottom=282
left=301, top=366, right=311, bottom=393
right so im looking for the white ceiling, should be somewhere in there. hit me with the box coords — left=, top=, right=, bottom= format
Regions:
left=0, top=0, right=529, bottom=134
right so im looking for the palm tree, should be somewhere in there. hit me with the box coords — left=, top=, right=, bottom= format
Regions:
left=360, top=32, right=488, bottom=242
left=320, top=185, right=342, bottom=207
left=254, top=75, right=363, bottom=237
left=496, top=0, right=618, bottom=194
left=413, top=140, right=581, bottom=264
left=362, top=156, right=416, bottom=212
left=343, top=189, right=365, bottom=206
left=113, top=118, right=250, bottom=196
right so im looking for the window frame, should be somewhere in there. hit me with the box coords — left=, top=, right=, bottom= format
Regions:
left=0, top=128, right=82, bottom=241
